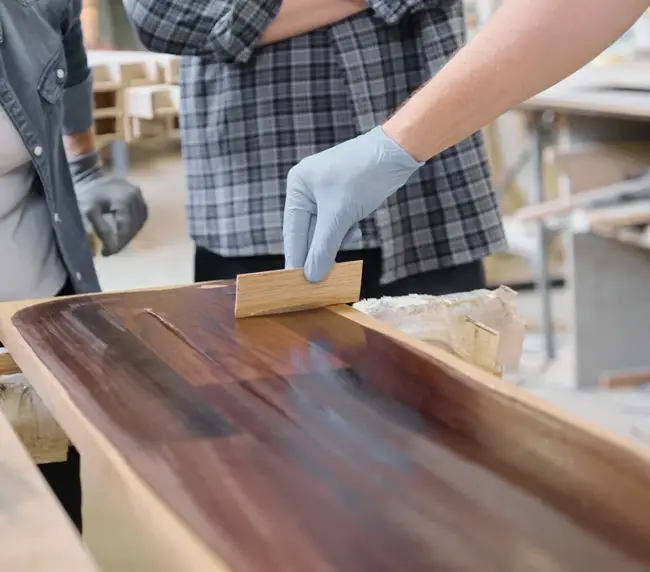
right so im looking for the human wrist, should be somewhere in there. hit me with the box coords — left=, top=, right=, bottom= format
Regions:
left=382, top=113, right=430, bottom=163
left=63, top=130, right=95, bottom=158
left=68, top=151, right=103, bottom=185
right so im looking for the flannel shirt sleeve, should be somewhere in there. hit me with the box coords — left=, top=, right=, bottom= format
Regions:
left=60, top=0, right=94, bottom=135
left=123, top=0, right=282, bottom=64
left=366, top=0, right=440, bottom=24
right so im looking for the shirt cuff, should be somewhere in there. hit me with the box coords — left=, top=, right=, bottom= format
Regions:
left=366, top=0, right=426, bottom=24
left=62, top=73, right=94, bottom=135
left=208, top=0, right=282, bottom=64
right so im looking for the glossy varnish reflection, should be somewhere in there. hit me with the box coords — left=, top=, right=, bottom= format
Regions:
left=11, top=283, right=650, bottom=571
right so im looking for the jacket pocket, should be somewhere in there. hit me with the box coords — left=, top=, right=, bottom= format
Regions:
left=37, top=47, right=67, bottom=104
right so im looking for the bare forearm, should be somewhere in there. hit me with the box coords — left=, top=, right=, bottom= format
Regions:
left=63, top=130, right=95, bottom=158
left=383, top=0, right=649, bottom=161
left=260, top=0, right=367, bottom=45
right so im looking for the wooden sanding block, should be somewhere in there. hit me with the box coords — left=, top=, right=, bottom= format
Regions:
left=234, top=260, right=363, bottom=318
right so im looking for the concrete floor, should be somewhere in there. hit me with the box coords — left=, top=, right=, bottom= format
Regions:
left=96, top=146, right=650, bottom=448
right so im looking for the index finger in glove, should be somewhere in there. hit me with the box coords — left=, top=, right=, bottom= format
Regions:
left=283, top=172, right=315, bottom=269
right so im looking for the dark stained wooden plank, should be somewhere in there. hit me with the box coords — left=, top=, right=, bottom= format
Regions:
left=10, top=282, right=650, bottom=571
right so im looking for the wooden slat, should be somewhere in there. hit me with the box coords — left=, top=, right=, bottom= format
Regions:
left=586, top=200, right=650, bottom=228
left=0, top=410, right=98, bottom=571
left=234, top=261, right=362, bottom=318
left=0, top=351, right=20, bottom=375
left=514, top=176, right=650, bottom=221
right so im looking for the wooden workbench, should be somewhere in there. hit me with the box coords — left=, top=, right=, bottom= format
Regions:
left=517, top=61, right=650, bottom=384
left=3, top=282, right=650, bottom=570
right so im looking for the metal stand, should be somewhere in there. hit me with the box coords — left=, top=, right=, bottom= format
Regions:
left=110, top=140, right=130, bottom=177
left=528, top=111, right=558, bottom=363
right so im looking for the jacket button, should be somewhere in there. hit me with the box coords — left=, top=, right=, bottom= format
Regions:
left=56, top=69, right=65, bottom=80
left=75, top=272, right=82, bottom=280
left=34, top=146, right=43, bottom=157
left=54, top=213, right=61, bottom=223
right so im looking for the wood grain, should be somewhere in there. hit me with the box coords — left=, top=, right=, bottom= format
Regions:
left=4, top=283, right=650, bottom=571
left=0, top=351, right=20, bottom=375
left=234, top=261, right=362, bottom=318
left=0, top=410, right=98, bottom=571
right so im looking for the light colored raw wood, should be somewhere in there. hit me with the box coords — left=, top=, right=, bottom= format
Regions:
left=0, top=373, right=69, bottom=464
left=124, top=85, right=179, bottom=120
left=457, top=317, right=501, bottom=376
left=514, top=174, right=650, bottom=221
left=586, top=200, right=650, bottom=228
left=118, top=62, right=161, bottom=87
left=124, top=84, right=180, bottom=142
left=88, top=232, right=101, bottom=257
left=90, top=63, right=121, bottom=88
left=234, top=261, right=363, bottom=318
left=599, top=369, right=650, bottom=389
left=0, top=351, right=20, bottom=375
left=161, top=57, right=180, bottom=84
left=0, top=409, right=98, bottom=571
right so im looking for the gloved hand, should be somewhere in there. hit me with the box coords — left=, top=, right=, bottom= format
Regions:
left=283, top=126, right=423, bottom=282
left=69, top=151, right=148, bottom=256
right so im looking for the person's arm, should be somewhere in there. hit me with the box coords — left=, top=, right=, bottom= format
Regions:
left=60, top=0, right=148, bottom=256
left=383, top=0, right=650, bottom=161
left=283, top=0, right=650, bottom=282
left=364, top=0, right=440, bottom=25
left=123, top=0, right=282, bottom=63
left=260, top=0, right=367, bottom=45
left=260, top=0, right=444, bottom=45
left=124, top=0, right=370, bottom=60
left=60, top=0, right=95, bottom=153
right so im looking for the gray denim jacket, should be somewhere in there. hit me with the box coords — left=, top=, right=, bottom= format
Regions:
left=0, top=0, right=100, bottom=294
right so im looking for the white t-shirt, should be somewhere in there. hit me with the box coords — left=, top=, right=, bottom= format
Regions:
left=0, top=106, right=66, bottom=302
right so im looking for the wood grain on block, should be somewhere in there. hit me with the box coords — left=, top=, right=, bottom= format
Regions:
left=3, top=283, right=650, bottom=570
left=0, top=410, right=98, bottom=571
left=0, top=351, right=20, bottom=375
left=235, top=261, right=362, bottom=318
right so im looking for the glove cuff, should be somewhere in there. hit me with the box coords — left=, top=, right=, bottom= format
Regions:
left=68, top=151, right=103, bottom=185
left=373, top=126, right=425, bottom=169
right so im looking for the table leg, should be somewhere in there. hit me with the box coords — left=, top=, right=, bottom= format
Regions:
left=530, top=111, right=557, bottom=363
left=110, top=140, right=129, bottom=177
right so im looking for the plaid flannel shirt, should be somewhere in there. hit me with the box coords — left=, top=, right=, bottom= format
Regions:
left=125, top=0, right=506, bottom=284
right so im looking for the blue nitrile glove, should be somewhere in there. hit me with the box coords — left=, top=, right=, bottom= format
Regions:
left=283, top=126, right=424, bottom=282
left=69, top=151, right=148, bottom=256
